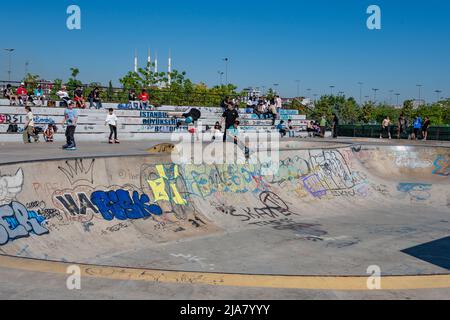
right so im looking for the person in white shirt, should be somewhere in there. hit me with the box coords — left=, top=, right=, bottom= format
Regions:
left=56, top=86, right=71, bottom=107
left=275, top=95, right=282, bottom=118
left=105, top=108, right=119, bottom=144
left=23, top=106, right=39, bottom=143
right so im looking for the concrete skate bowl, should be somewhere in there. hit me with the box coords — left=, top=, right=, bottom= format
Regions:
left=0, top=144, right=450, bottom=291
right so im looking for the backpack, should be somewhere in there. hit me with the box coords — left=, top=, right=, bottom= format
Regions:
left=7, top=124, right=18, bottom=133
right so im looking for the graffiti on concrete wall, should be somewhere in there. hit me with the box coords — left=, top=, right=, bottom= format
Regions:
left=397, top=183, right=432, bottom=201
left=211, top=191, right=300, bottom=223
left=0, top=201, right=48, bottom=245
left=0, top=169, right=24, bottom=206
left=433, top=156, right=449, bottom=177
left=58, top=159, right=96, bottom=186
left=91, top=189, right=162, bottom=221
left=54, top=191, right=99, bottom=222
left=394, top=152, right=432, bottom=169
left=181, top=164, right=268, bottom=197
left=301, top=150, right=362, bottom=198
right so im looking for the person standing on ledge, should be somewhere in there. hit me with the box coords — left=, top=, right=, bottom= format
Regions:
left=332, top=114, right=339, bottom=139
left=105, top=108, right=120, bottom=144
left=62, top=101, right=78, bottom=150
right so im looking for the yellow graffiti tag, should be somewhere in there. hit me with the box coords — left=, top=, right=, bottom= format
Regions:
left=147, top=165, right=187, bottom=205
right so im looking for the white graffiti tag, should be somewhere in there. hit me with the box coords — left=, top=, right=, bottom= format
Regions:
left=0, top=169, right=24, bottom=206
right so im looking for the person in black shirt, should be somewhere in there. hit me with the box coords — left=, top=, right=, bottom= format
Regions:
left=128, top=89, right=139, bottom=109
left=89, top=87, right=102, bottom=109
left=74, top=86, right=86, bottom=109
left=332, top=114, right=339, bottom=138
left=422, top=117, right=431, bottom=141
left=222, top=104, right=239, bottom=142
left=397, top=114, right=405, bottom=139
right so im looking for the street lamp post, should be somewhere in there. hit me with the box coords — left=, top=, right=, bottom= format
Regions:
left=389, top=90, right=394, bottom=106
left=358, top=82, right=363, bottom=105
left=306, top=88, right=311, bottom=97
left=223, top=58, right=229, bottom=85
left=4, top=48, right=15, bottom=82
left=395, top=93, right=401, bottom=107
left=417, top=84, right=423, bottom=105
left=434, top=90, right=442, bottom=102
left=372, top=88, right=379, bottom=103
left=217, top=71, right=224, bottom=86
left=329, top=85, right=335, bottom=95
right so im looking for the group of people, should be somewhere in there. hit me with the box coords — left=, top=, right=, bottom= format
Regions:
left=305, top=114, right=339, bottom=139
left=3, top=83, right=45, bottom=106
left=380, top=114, right=431, bottom=141
left=245, top=95, right=283, bottom=125
left=56, top=85, right=103, bottom=109
left=2, top=83, right=104, bottom=109
left=128, top=89, right=153, bottom=110
left=22, top=103, right=120, bottom=150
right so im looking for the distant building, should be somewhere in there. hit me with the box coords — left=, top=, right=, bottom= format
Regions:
left=242, top=87, right=261, bottom=99
left=412, top=99, right=426, bottom=109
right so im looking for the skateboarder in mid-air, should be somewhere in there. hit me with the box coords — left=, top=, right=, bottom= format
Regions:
left=61, top=101, right=78, bottom=150
left=168, top=108, right=202, bottom=128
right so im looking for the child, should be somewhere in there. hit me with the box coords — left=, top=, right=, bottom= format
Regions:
left=44, top=124, right=56, bottom=142
left=276, top=120, right=287, bottom=138
left=105, top=108, right=119, bottom=144
left=212, top=121, right=222, bottom=141
left=287, top=119, right=294, bottom=137
left=61, top=101, right=78, bottom=150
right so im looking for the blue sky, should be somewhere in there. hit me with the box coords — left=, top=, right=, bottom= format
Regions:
left=1, top=0, right=449, bottom=102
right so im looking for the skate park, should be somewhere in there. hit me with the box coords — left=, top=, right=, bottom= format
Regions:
left=1, top=109, right=449, bottom=299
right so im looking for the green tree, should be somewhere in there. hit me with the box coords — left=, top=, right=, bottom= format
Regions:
left=22, top=73, right=40, bottom=90
left=70, top=68, right=80, bottom=79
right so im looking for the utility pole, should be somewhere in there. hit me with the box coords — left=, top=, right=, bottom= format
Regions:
left=4, top=49, right=15, bottom=81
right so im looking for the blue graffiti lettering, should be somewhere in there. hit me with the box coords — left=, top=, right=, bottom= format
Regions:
left=91, top=189, right=162, bottom=221
left=0, top=202, right=48, bottom=246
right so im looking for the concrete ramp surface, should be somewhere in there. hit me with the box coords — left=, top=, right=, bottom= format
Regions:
left=0, top=143, right=449, bottom=292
